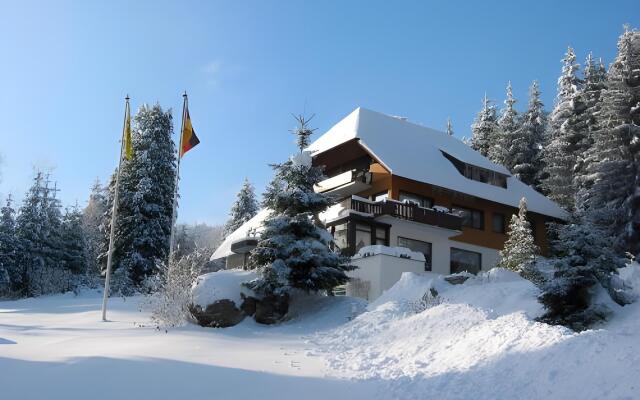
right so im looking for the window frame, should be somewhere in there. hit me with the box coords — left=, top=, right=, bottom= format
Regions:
left=450, top=247, right=482, bottom=275
left=398, top=191, right=434, bottom=209
left=492, top=213, right=506, bottom=234
left=397, top=236, right=433, bottom=271
left=452, top=204, right=485, bottom=230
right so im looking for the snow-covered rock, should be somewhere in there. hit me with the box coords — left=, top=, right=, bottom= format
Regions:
left=191, top=269, right=258, bottom=308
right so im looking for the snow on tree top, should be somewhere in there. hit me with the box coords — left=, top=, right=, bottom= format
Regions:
left=307, top=107, right=567, bottom=219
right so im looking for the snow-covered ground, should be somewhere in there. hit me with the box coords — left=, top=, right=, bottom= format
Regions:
left=2, top=267, right=640, bottom=400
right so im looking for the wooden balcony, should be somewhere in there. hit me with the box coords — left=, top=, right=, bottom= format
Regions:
left=350, top=197, right=462, bottom=231
left=314, top=169, right=372, bottom=198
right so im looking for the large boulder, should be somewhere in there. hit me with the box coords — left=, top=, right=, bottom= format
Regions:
left=190, top=300, right=244, bottom=328
left=190, top=269, right=259, bottom=328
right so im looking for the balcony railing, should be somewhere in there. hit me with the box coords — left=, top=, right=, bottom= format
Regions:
left=349, top=197, right=462, bottom=231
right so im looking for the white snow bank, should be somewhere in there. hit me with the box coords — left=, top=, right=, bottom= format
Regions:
left=314, top=266, right=640, bottom=399
left=352, top=245, right=425, bottom=262
left=191, top=269, right=258, bottom=307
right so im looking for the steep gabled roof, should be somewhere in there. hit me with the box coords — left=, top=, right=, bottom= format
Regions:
left=307, top=107, right=566, bottom=220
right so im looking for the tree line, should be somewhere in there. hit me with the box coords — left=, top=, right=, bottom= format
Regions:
left=490, top=27, right=639, bottom=330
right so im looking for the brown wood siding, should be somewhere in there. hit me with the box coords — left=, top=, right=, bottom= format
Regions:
left=385, top=175, right=550, bottom=255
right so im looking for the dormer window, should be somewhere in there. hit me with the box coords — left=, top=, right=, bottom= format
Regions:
left=441, top=151, right=508, bottom=188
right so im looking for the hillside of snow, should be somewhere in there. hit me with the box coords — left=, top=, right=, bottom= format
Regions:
left=1, top=266, right=639, bottom=400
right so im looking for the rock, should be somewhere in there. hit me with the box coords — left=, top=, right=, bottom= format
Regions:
left=240, top=295, right=257, bottom=316
left=253, top=293, right=290, bottom=325
left=444, top=275, right=470, bottom=285
left=189, top=299, right=245, bottom=328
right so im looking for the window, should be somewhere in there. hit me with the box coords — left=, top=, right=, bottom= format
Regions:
left=450, top=248, right=481, bottom=274
left=452, top=205, right=484, bottom=230
left=399, top=191, right=434, bottom=208
left=441, top=151, right=508, bottom=188
left=355, top=223, right=371, bottom=252
left=373, top=191, right=389, bottom=202
left=492, top=213, right=506, bottom=234
left=375, top=227, right=387, bottom=245
left=398, top=237, right=432, bottom=271
left=333, top=224, right=348, bottom=251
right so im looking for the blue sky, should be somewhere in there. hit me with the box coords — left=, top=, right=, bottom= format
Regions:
left=0, top=0, right=637, bottom=225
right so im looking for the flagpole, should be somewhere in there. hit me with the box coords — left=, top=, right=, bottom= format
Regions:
left=168, top=92, right=187, bottom=263
left=102, top=95, right=130, bottom=322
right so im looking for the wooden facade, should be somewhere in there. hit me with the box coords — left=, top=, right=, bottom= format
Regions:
left=314, top=140, right=554, bottom=255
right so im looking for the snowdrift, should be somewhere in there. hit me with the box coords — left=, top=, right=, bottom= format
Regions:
left=314, top=267, right=640, bottom=400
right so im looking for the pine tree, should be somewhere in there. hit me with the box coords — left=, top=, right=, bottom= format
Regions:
left=248, top=115, right=354, bottom=298
left=538, top=212, right=633, bottom=331
left=585, top=27, right=640, bottom=255
left=61, top=205, right=88, bottom=275
left=83, top=178, right=107, bottom=277
left=497, top=198, right=539, bottom=276
left=0, top=195, right=18, bottom=296
left=542, top=47, right=584, bottom=210
left=223, top=178, right=259, bottom=237
left=515, top=81, right=548, bottom=189
left=118, top=104, right=177, bottom=287
left=493, top=81, right=519, bottom=167
left=470, top=94, right=502, bottom=159
left=446, top=118, right=454, bottom=136
left=574, top=53, right=608, bottom=208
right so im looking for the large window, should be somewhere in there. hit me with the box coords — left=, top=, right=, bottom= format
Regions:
left=399, top=191, right=434, bottom=208
left=355, top=223, right=372, bottom=252
left=492, top=213, right=506, bottom=234
left=398, top=237, right=432, bottom=271
left=333, top=223, right=348, bottom=251
left=452, top=205, right=484, bottom=230
left=450, top=248, right=481, bottom=274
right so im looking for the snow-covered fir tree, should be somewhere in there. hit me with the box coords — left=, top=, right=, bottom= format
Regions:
left=514, top=81, right=548, bottom=189
left=15, top=173, right=69, bottom=296
left=0, top=195, right=18, bottom=296
left=223, top=178, right=259, bottom=237
left=61, top=205, right=88, bottom=275
left=574, top=53, right=608, bottom=207
left=470, top=94, right=502, bottom=159
left=446, top=117, right=454, bottom=136
left=542, top=47, right=584, bottom=210
left=118, top=104, right=177, bottom=287
left=584, top=27, right=640, bottom=255
left=83, top=178, right=108, bottom=277
left=538, top=212, right=634, bottom=331
left=497, top=198, right=539, bottom=278
left=492, top=81, right=519, bottom=167
left=248, top=115, right=354, bottom=299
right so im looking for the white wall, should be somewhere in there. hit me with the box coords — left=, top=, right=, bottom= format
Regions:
left=377, top=216, right=500, bottom=274
left=348, top=253, right=426, bottom=300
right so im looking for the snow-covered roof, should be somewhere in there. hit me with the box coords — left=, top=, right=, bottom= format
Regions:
left=210, top=209, right=271, bottom=261
left=307, top=107, right=567, bottom=220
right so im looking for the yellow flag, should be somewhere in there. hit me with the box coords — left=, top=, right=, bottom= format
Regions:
left=123, top=102, right=133, bottom=160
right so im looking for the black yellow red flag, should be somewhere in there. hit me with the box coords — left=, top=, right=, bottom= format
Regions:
left=180, top=106, right=200, bottom=157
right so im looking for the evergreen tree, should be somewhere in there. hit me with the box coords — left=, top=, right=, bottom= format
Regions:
left=83, top=178, right=108, bottom=277
left=542, top=47, right=584, bottom=210
left=248, top=115, right=354, bottom=298
left=538, top=213, right=633, bottom=331
left=585, top=28, right=640, bottom=255
left=470, top=94, right=502, bottom=159
left=575, top=53, right=608, bottom=207
left=61, top=205, right=88, bottom=275
left=0, top=195, right=18, bottom=296
left=223, top=178, right=259, bottom=237
left=514, top=81, right=548, bottom=189
left=118, top=104, right=177, bottom=287
left=493, top=81, right=519, bottom=167
left=497, top=198, right=539, bottom=276
left=446, top=117, right=454, bottom=136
